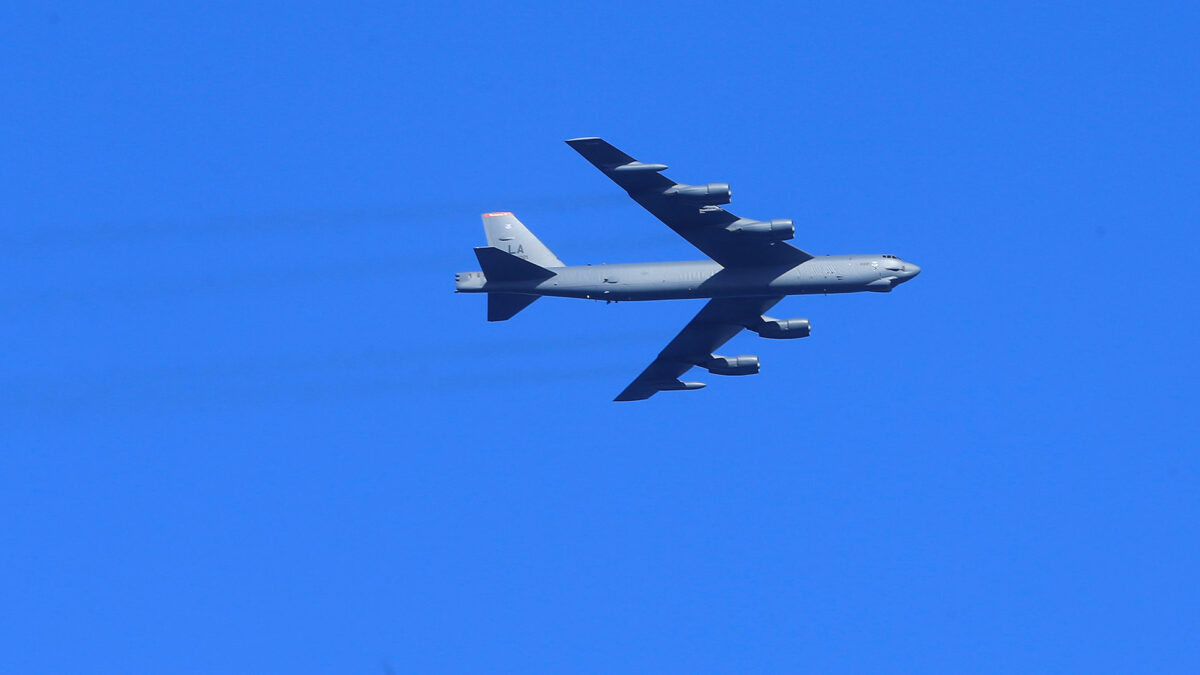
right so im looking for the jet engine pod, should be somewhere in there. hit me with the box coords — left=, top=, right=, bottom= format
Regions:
left=755, top=318, right=810, bottom=339
left=704, top=355, right=760, bottom=376
left=663, top=183, right=732, bottom=205
left=728, top=218, right=795, bottom=241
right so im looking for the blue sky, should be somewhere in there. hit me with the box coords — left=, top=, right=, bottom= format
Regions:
left=3, top=1, right=1198, bottom=671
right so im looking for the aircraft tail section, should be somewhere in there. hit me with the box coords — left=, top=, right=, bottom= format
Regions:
left=471, top=212, right=559, bottom=322
left=488, top=293, right=539, bottom=322
left=481, top=212, right=564, bottom=268
left=472, top=247, right=553, bottom=322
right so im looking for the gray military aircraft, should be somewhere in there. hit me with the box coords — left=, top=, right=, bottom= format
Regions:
left=456, top=137, right=921, bottom=401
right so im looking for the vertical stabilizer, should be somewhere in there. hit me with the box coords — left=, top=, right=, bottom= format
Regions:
left=481, top=213, right=564, bottom=268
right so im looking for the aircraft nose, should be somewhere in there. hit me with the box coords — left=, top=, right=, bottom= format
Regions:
left=905, top=263, right=921, bottom=278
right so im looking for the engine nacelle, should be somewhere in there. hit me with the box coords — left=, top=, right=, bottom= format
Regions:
left=663, top=183, right=732, bottom=205
left=703, top=355, right=760, bottom=376
left=754, top=318, right=810, bottom=339
left=727, top=218, right=795, bottom=241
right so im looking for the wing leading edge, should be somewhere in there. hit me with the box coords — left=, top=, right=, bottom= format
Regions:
left=566, top=138, right=812, bottom=268
left=615, top=296, right=784, bottom=401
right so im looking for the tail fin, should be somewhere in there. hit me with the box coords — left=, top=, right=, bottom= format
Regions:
left=481, top=213, right=564, bottom=268
left=488, top=293, right=539, bottom=322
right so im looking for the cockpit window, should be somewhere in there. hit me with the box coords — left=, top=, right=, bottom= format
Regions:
left=882, top=254, right=897, bottom=259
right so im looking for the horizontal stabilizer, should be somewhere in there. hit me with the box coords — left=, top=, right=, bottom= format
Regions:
left=488, top=293, right=539, bottom=322
left=474, top=246, right=556, bottom=282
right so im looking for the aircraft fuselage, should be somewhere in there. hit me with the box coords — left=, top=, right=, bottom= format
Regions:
left=456, top=254, right=921, bottom=302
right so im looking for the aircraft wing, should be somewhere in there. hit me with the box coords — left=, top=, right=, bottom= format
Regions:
left=566, top=138, right=812, bottom=268
left=615, top=296, right=783, bottom=401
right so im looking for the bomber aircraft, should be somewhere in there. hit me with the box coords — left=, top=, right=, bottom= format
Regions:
left=455, top=138, right=921, bottom=401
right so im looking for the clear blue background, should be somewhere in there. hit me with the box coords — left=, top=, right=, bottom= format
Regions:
left=3, top=1, right=1198, bottom=672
